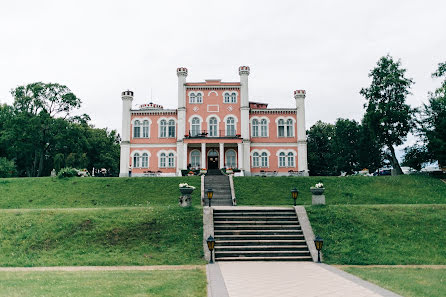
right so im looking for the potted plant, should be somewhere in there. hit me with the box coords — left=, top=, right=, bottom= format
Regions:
left=200, top=168, right=207, bottom=174
left=179, top=183, right=196, bottom=195
left=226, top=168, right=234, bottom=174
left=187, top=171, right=195, bottom=176
left=310, top=182, right=325, bottom=195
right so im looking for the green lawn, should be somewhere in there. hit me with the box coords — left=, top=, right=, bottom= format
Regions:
left=306, top=205, right=446, bottom=265
left=342, top=267, right=446, bottom=297
left=0, top=207, right=205, bottom=266
left=234, top=175, right=446, bottom=205
left=0, top=269, right=207, bottom=297
left=0, top=176, right=201, bottom=208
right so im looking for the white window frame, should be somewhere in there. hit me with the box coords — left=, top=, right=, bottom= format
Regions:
left=276, top=149, right=297, bottom=168
left=251, top=149, right=270, bottom=168
left=190, top=150, right=201, bottom=169
left=189, top=91, right=203, bottom=104
left=276, top=117, right=295, bottom=138
left=168, top=119, right=176, bottom=138
left=225, top=149, right=237, bottom=168
left=252, top=119, right=259, bottom=137
left=141, top=153, right=149, bottom=168
left=223, top=114, right=238, bottom=137
left=223, top=91, right=238, bottom=104
left=133, top=120, right=141, bottom=138
left=279, top=152, right=286, bottom=167
left=189, top=115, right=203, bottom=137
left=132, top=150, right=151, bottom=168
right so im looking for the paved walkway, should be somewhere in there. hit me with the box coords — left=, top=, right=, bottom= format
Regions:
left=215, top=262, right=402, bottom=297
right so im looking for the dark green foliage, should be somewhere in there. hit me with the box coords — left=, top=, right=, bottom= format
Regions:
left=422, top=62, right=446, bottom=167
left=332, top=119, right=361, bottom=174
left=307, top=121, right=335, bottom=175
left=361, top=55, right=416, bottom=174
left=307, top=205, right=446, bottom=264
left=402, top=145, right=431, bottom=171
left=57, top=167, right=79, bottom=178
left=0, top=158, right=16, bottom=178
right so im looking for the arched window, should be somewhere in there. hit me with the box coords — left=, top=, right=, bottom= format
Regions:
left=168, top=120, right=175, bottom=137
left=142, top=120, right=149, bottom=138
left=225, top=150, right=237, bottom=168
left=196, top=93, right=202, bottom=103
left=224, top=93, right=230, bottom=103
left=168, top=153, right=175, bottom=168
left=287, top=152, right=295, bottom=167
left=286, top=119, right=294, bottom=137
left=190, top=93, right=196, bottom=103
left=209, top=117, right=218, bottom=137
left=133, top=120, right=141, bottom=138
left=260, top=119, right=268, bottom=137
left=279, top=152, right=286, bottom=167
left=159, top=153, right=166, bottom=168
left=191, top=150, right=200, bottom=168
left=278, top=119, right=285, bottom=137
left=261, top=152, right=268, bottom=167
left=231, top=92, right=237, bottom=103
left=141, top=153, right=148, bottom=168
left=191, top=117, right=201, bottom=136
left=226, top=117, right=235, bottom=136
left=133, top=153, right=140, bottom=168
left=252, top=152, right=260, bottom=167
left=160, top=120, right=167, bottom=138
left=252, top=119, right=259, bottom=137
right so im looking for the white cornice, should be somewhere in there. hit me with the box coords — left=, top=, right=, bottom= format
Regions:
left=131, top=143, right=177, bottom=148
left=250, top=143, right=298, bottom=147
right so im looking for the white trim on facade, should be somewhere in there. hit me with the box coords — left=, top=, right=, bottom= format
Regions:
left=206, top=114, right=222, bottom=137
left=275, top=116, right=296, bottom=138
left=222, top=90, right=239, bottom=104
left=250, top=149, right=271, bottom=168
left=207, top=90, right=218, bottom=96
left=130, top=143, right=177, bottom=148
left=250, top=116, right=270, bottom=138
left=250, top=143, right=298, bottom=147
left=188, top=91, right=204, bottom=104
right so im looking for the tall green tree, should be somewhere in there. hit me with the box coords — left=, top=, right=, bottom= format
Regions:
left=422, top=62, right=446, bottom=167
left=307, top=121, right=335, bottom=176
left=332, top=118, right=361, bottom=175
left=360, top=55, right=416, bottom=175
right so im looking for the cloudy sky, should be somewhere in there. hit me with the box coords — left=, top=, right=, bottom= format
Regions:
left=1, top=0, right=445, bottom=152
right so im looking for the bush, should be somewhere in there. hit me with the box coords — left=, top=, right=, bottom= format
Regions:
left=57, top=167, right=79, bottom=178
left=0, top=158, right=16, bottom=178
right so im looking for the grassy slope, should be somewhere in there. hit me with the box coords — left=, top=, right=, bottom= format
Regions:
left=234, top=175, right=446, bottom=205
left=0, top=177, right=201, bottom=208
left=0, top=207, right=204, bottom=266
left=342, top=267, right=446, bottom=297
left=306, top=205, right=446, bottom=265
left=0, top=269, right=207, bottom=297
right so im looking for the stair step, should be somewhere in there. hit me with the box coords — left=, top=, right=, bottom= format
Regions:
left=215, top=250, right=311, bottom=257
left=215, top=235, right=305, bottom=241
left=215, top=245, right=309, bottom=251
left=214, top=216, right=297, bottom=221
left=215, top=240, right=307, bottom=246
left=214, top=225, right=301, bottom=230
left=214, top=212, right=296, bottom=217
left=215, top=256, right=313, bottom=261
left=214, top=230, right=303, bottom=235
left=213, top=221, right=299, bottom=225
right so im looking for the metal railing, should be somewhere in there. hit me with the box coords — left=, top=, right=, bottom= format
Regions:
left=185, top=130, right=240, bottom=138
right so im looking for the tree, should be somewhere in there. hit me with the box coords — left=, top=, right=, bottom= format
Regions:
left=358, top=122, right=384, bottom=173
left=402, top=145, right=430, bottom=171
left=0, top=157, right=16, bottom=178
left=307, top=121, right=335, bottom=176
left=422, top=62, right=446, bottom=167
left=360, top=55, right=416, bottom=175
left=332, top=118, right=361, bottom=175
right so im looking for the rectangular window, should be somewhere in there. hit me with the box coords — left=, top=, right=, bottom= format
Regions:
left=288, top=155, right=294, bottom=167
left=261, top=125, right=267, bottom=137
left=279, top=156, right=286, bottom=167
left=252, top=125, right=259, bottom=137
left=261, top=155, right=268, bottom=167
left=252, top=156, right=259, bottom=167
left=160, top=126, right=167, bottom=138
left=134, top=127, right=140, bottom=138
left=278, top=126, right=285, bottom=137
left=168, top=156, right=175, bottom=167
left=168, top=126, right=175, bottom=138
left=143, top=127, right=149, bottom=138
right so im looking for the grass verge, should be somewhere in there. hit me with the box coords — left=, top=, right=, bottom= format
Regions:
left=306, top=205, right=446, bottom=264
left=234, top=175, right=446, bottom=205
left=0, top=176, right=201, bottom=208
left=0, top=269, right=207, bottom=297
left=342, top=267, right=446, bottom=297
left=0, top=207, right=205, bottom=266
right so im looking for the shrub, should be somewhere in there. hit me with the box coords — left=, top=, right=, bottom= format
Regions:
left=57, top=167, right=79, bottom=178
left=0, top=158, right=16, bottom=178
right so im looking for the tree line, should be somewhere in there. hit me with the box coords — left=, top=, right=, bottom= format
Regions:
left=0, top=82, right=120, bottom=177
left=308, top=55, right=446, bottom=176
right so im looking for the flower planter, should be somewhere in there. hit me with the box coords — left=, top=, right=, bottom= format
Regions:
left=310, top=187, right=325, bottom=195
left=200, top=170, right=207, bottom=174
left=226, top=170, right=233, bottom=174
left=179, top=187, right=194, bottom=195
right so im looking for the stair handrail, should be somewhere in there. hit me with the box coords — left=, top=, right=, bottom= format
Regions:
left=228, top=175, right=237, bottom=206
left=201, top=175, right=205, bottom=206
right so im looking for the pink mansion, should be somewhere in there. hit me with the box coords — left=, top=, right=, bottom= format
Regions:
left=119, top=66, right=308, bottom=177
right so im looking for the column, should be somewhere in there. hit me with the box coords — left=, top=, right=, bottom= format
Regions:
left=176, top=142, right=183, bottom=175
left=243, top=140, right=251, bottom=175
left=177, top=67, right=188, bottom=141
left=294, top=90, right=309, bottom=175
left=239, top=66, right=250, bottom=140
left=237, top=142, right=243, bottom=170
left=119, top=90, right=133, bottom=177
left=219, top=143, right=224, bottom=169
left=183, top=143, right=188, bottom=169
left=201, top=142, right=206, bottom=169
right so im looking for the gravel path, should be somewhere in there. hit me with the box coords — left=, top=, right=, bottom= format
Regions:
left=0, top=265, right=204, bottom=272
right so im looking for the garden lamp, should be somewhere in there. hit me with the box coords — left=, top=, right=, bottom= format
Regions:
left=291, top=188, right=299, bottom=206
left=206, top=188, right=213, bottom=207
left=314, top=235, right=324, bottom=263
left=206, top=235, right=216, bottom=264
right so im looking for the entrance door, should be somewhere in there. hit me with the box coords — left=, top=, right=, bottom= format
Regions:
left=208, top=149, right=219, bottom=169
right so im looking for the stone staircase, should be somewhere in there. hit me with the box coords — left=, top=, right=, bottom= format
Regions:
left=203, top=175, right=233, bottom=206
left=213, top=208, right=312, bottom=261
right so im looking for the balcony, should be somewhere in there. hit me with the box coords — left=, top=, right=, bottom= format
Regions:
left=184, top=130, right=241, bottom=139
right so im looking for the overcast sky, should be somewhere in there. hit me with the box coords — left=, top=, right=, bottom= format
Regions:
left=1, top=0, right=445, bottom=155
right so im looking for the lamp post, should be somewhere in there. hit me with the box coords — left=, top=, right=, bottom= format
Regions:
left=291, top=188, right=299, bottom=206
left=206, top=235, right=216, bottom=264
left=206, top=188, right=213, bottom=207
left=314, top=235, right=324, bottom=263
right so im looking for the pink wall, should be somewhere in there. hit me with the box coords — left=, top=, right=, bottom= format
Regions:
left=130, top=114, right=178, bottom=144
left=249, top=112, right=298, bottom=143
left=129, top=147, right=176, bottom=174
left=250, top=146, right=298, bottom=173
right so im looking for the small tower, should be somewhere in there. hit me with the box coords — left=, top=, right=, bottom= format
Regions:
left=120, top=90, right=134, bottom=177
left=176, top=67, right=188, bottom=174
left=294, top=90, right=308, bottom=175
left=239, top=66, right=251, bottom=174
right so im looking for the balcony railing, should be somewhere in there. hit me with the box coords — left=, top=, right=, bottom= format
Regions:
left=184, top=130, right=241, bottom=139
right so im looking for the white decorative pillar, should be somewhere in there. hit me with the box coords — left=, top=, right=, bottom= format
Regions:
left=201, top=143, right=206, bottom=169
left=243, top=140, right=251, bottom=175
left=219, top=143, right=224, bottom=169
left=239, top=66, right=250, bottom=140
left=176, top=142, right=183, bottom=175
left=177, top=67, right=188, bottom=141
left=294, top=90, right=309, bottom=175
left=120, top=90, right=133, bottom=177
left=237, top=142, right=243, bottom=170
left=183, top=143, right=188, bottom=169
